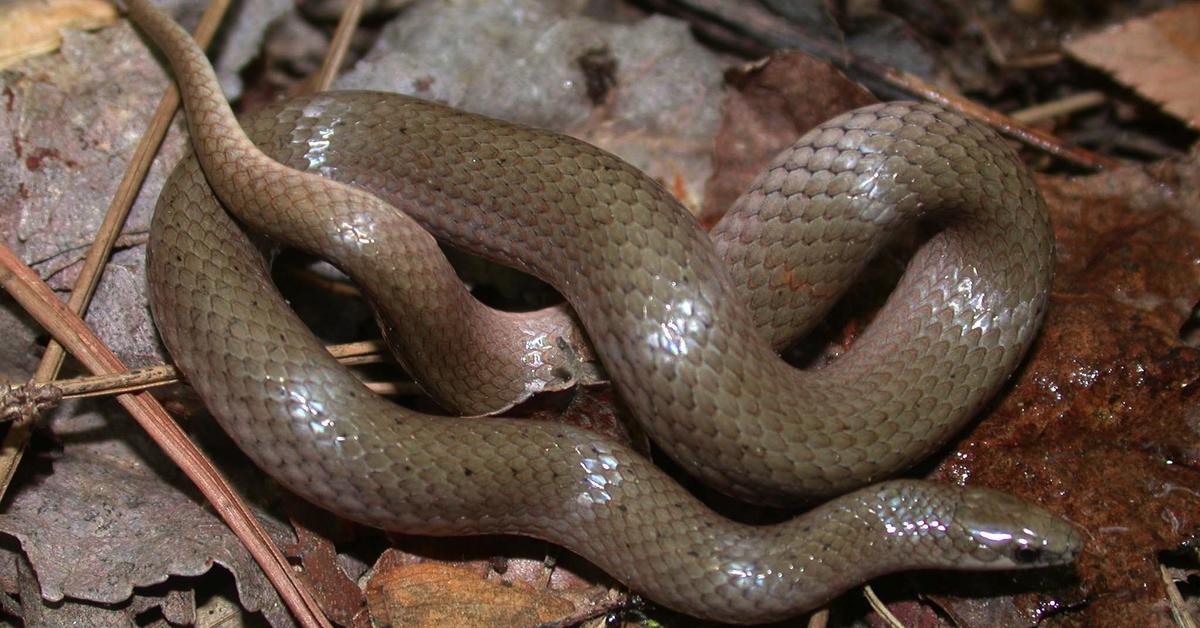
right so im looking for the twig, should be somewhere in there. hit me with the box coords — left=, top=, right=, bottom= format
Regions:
left=278, top=263, right=362, bottom=297
left=1011, top=91, right=1107, bottom=125
left=1161, top=563, right=1198, bottom=628
left=863, top=585, right=906, bottom=628
left=1069, top=125, right=1187, bottom=160
left=970, top=8, right=1010, bottom=69
left=0, top=382, right=60, bottom=425
left=0, top=244, right=330, bottom=628
left=0, top=0, right=232, bottom=510
left=362, top=381, right=424, bottom=396
left=880, top=69, right=1120, bottom=169
left=313, top=0, right=362, bottom=92
left=1004, top=52, right=1064, bottom=69
left=0, top=340, right=394, bottom=420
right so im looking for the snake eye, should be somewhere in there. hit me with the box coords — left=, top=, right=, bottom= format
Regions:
left=1013, top=546, right=1044, bottom=564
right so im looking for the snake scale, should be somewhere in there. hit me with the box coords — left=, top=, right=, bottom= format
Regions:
left=127, top=0, right=1080, bottom=622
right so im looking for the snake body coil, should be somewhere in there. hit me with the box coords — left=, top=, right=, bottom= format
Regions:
left=128, top=0, right=1080, bottom=622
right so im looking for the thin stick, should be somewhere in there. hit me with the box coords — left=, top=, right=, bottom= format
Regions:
left=363, top=381, right=424, bottom=396
left=879, top=68, right=1120, bottom=170
left=312, top=0, right=362, bottom=92
left=1161, top=563, right=1198, bottom=628
left=0, top=340, right=389, bottom=408
left=0, top=244, right=330, bottom=628
left=1010, top=91, right=1107, bottom=125
left=0, top=0, right=233, bottom=500
left=862, top=585, right=905, bottom=628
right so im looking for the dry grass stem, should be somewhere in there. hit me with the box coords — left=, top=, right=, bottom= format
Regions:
left=313, top=0, right=361, bottom=92
left=1161, top=563, right=1199, bottom=628
left=878, top=68, right=1121, bottom=170
left=0, top=340, right=391, bottom=419
left=1011, top=91, right=1108, bottom=125
left=862, top=585, right=905, bottom=628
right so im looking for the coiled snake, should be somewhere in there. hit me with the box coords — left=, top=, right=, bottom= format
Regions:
left=128, top=0, right=1080, bottom=622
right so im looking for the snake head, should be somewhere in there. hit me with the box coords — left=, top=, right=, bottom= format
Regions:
left=952, top=486, right=1083, bottom=569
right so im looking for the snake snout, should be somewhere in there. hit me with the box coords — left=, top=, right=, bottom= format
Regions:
left=958, top=487, right=1082, bottom=568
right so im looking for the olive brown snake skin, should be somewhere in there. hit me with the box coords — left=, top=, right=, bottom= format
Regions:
left=128, top=0, right=1080, bottom=622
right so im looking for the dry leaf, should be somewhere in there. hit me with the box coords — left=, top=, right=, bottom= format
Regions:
left=16, top=553, right=132, bottom=627
left=365, top=562, right=576, bottom=627
left=698, top=52, right=877, bottom=226
left=0, top=451, right=294, bottom=626
left=0, top=0, right=117, bottom=70
left=1065, top=3, right=1200, bottom=129
left=283, top=524, right=369, bottom=627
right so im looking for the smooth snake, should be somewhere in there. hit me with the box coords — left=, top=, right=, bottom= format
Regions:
left=127, top=0, right=1081, bottom=622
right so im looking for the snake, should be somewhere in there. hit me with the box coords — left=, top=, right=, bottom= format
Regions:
left=127, top=0, right=1080, bottom=622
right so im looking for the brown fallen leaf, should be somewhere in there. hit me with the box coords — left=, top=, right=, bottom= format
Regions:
left=1065, top=3, right=1200, bottom=130
left=698, top=52, right=877, bottom=227
left=363, top=536, right=627, bottom=624
left=283, top=523, right=369, bottom=627
left=364, top=561, right=576, bottom=627
left=0, top=445, right=295, bottom=626
left=16, top=553, right=133, bottom=627
left=0, top=0, right=117, bottom=70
